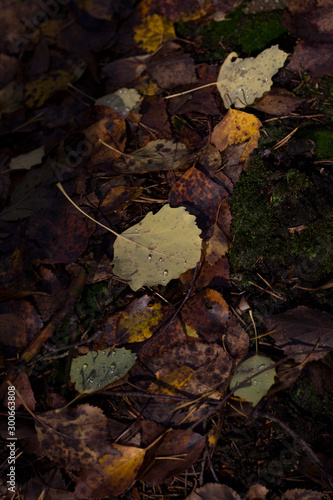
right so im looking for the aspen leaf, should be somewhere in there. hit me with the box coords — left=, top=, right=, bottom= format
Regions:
left=9, top=146, right=45, bottom=171
left=217, top=45, right=288, bottom=109
left=229, top=354, right=276, bottom=406
left=134, top=14, right=176, bottom=52
left=70, top=347, right=137, bottom=394
left=211, top=109, right=262, bottom=161
left=112, top=204, right=202, bottom=291
left=95, top=88, right=141, bottom=116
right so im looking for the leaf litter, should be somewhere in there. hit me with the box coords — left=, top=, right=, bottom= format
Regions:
left=0, top=0, right=332, bottom=498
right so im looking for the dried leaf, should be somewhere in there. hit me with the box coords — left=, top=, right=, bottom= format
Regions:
left=134, top=14, right=175, bottom=53
left=217, top=45, right=288, bottom=109
left=35, top=404, right=108, bottom=470
left=117, top=295, right=164, bottom=343
left=112, top=204, right=202, bottom=291
left=262, top=306, right=333, bottom=363
left=211, top=109, right=262, bottom=161
left=188, top=483, right=241, bottom=500
left=70, top=347, right=137, bottom=394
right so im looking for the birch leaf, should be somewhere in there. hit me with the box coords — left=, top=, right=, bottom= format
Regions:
left=95, top=88, right=141, bottom=116
left=217, top=45, right=288, bottom=109
left=70, top=347, right=137, bottom=394
left=112, top=204, right=202, bottom=291
left=229, top=354, right=276, bottom=406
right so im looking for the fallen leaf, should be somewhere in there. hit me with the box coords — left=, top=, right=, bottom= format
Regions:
left=117, top=295, right=164, bottom=343
left=252, top=87, right=304, bottom=116
left=35, top=404, right=108, bottom=470
left=70, top=347, right=137, bottom=393
left=181, top=288, right=229, bottom=342
left=281, top=488, right=325, bottom=500
left=188, top=482, right=241, bottom=500
left=112, top=204, right=202, bottom=291
left=113, top=139, right=193, bottom=173
left=262, top=306, right=333, bottom=363
left=102, top=54, right=152, bottom=86
left=205, top=224, right=230, bottom=265
left=169, top=166, right=230, bottom=231
left=24, top=62, right=86, bottom=108
left=95, top=88, right=141, bottom=116
left=211, top=109, right=262, bottom=161
left=90, top=443, right=146, bottom=497
left=229, top=354, right=276, bottom=407
left=134, top=14, right=176, bottom=52
left=147, top=52, right=197, bottom=89
left=141, top=429, right=205, bottom=485
left=9, top=146, right=45, bottom=171
left=217, top=45, right=288, bottom=109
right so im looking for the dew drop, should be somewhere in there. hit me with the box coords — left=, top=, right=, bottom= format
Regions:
left=147, top=254, right=152, bottom=262
left=259, top=364, right=265, bottom=370
left=162, top=270, right=168, bottom=277
left=118, top=89, right=123, bottom=94
left=114, top=106, right=118, bottom=110
left=158, top=257, right=163, bottom=263
left=109, top=362, right=116, bottom=374
left=107, top=100, right=111, bottom=104
left=82, top=363, right=88, bottom=372
left=253, top=380, right=258, bottom=386
left=162, top=280, right=166, bottom=284
left=87, top=375, right=95, bottom=384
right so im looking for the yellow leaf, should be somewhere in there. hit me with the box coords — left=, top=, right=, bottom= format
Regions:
left=24, top=61, right=86, bottom=108
left=211, top=109, right=262, bottom=161
left=134, top=14, right=175, bottom=52
left=98, top=444, right=146, bottom=496
left=117, top=295, right=164, bottom=343
left=149, top=365, right=194, bottom=395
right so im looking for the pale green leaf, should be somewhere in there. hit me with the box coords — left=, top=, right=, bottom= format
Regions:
left=95, top=87, right=141, bottom=116
left=112, top=204, right=202, bottom=291
left=70, top=347, right=137, bottom=394
left=229, top=354, right=276, bottom=406
left=217, top=45, right=288, bottom=109
left=9, top=146, right=45, bottom=171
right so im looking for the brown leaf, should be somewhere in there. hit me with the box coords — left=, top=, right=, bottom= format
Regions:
left=169, top=166, right=229, bottom=230
left=35, top=404, right=108, bottom=471
left=181, top=289, right=229, bottom=342
left=262, top=306, right=333, bottom=363
left=281, top=488, right=325, bottom=500
left=141, top=429, right=205, bottom=485
left=253, top=87, right=304, bottom=116
left=205, top=224, right=230, bottom=265
left=286, top=41, right=333, bottom=77
left=26, top=208, right=90, bottom=264
left=147, top=53, right=197, bottom=89
left=188, top=483, right=241, bottom=500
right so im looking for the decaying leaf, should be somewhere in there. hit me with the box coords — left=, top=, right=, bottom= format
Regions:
left=217, top=45, right=288, bottom=109
left=188, top=483, right=241, bottom=500
left=205, top=224, right=230, bottom=265
left=211, top=109, right=262, bottom=161
left=134, top=14, right=176, bottom=52
left=95, top=88, right=141, bottom=116
left=113, top=139, right=192, bottom=173
left=112, top=204, right=202, bottom=291
left=70, top=347, right=137, bottom=393
left=117, top=295, right=164, bottom=343
left=229, top=354, right=276, bottom=406
left=262, top=306, right=333, bottom=363
left=35, top=404, right=108, bottom=470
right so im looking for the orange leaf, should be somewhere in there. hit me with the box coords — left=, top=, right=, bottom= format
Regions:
left=211, top=109, right=262, bottom=161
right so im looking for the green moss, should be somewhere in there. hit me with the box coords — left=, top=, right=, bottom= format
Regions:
left=229, top=161, right=280, bottom=271
left=271, top=170, right=310, bottom=206
left=238, top=11, right=287, bottom=52
left=288, top=222, right=333, bottom=272
left=298, top=128, right=333, bottom=160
